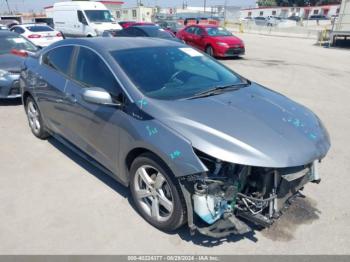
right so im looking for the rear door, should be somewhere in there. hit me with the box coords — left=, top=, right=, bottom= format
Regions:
left=182, top=26, right=195, bottom=45
left=34, top=46, right=75, bottom=135
left=192, top=27, right=205, bottom=51
left=63, top=46, right=124, bottom=173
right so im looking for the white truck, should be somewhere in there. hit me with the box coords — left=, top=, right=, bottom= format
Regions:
left=330, top=0, right=350, bottom=45
left=53, top=1, right=122, bottom=37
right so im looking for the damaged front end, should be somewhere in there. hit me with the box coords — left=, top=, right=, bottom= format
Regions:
left=179, top=150, right=322, bottom=238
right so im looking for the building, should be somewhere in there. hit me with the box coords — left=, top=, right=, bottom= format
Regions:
left=240, top=4, right=340, bottom=19
left=98, top=1, right=123, bottom=17
left=115, top=6, right=156, bottom=22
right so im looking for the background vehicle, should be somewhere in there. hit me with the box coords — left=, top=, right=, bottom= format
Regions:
left=103, top=25, right=182, bottom=43
left=10, top=24, right=63, bottom=47
left=53, top=1, right=122, bottom=37
left=177, top=25, right=245, bottom=57
left=21, top=38, right=330, bottom=238
left=330, top=0, right=350, bottom=45
left=308, top=15, right=329, bottom=20
left=287, top=15, right=301, bottom=22
left=158, top=21, right=184, bottom=35
left=118, top=21, right=136, bottom=28
left=0, top=31, right=39, bottom=99
left=240, top=16, right=253, bottom=22
left=0, top=24, right=8, bottom=30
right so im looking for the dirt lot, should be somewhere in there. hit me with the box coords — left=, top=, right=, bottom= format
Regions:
left=1, top=34, right=350, bottom=254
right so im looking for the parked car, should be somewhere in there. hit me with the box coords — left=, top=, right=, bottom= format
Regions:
left=103, top=25, right=182, bottom=43
left=177, top=25, right=245, bottom=57
left=287, top=15, right=301, bottom=22
left=158, top=21, right=184, bottom=35
left=240, top=16, right=253, bottom=22
left=254, top=16, right=269, bottom=26
left=10, top=24, right=63, bottom=48
left=53, top=1, right=122, bottom=37
left=118, top=21, right=136, bottom=28
left=21, top=37, right=330, bottom=238
left=0, top=31, right=39, bottom=99
left=0, top=25, right=8, bottom=31
left=308, top=15, right=329, bottom=20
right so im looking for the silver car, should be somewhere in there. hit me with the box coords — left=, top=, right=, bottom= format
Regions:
left=21, top=38, right=330, bottom=238
left=0, top=31, right=39, bottom=99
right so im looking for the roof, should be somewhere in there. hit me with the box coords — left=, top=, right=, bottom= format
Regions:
left=49, top=37, right=181, bottom=53
left=0, top=31, right=18, bottom=37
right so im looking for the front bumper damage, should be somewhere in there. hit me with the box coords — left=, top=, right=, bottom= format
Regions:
left=179, top=151, right=321, bottom=238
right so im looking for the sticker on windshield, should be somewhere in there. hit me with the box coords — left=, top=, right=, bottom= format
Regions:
left=179, top=47, right=203, bottom=57
left=11, top=38, right=26, bottom=44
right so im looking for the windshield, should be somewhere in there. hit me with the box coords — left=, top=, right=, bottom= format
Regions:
left=26, top=26, right=53, bottom=32
left=205, top=27, right=232, bottom=37
left=111, top=46, right=244, bottom=100
left=84, top=10, right=115, bottom=23
left=0, top=35, right=38, bottom=55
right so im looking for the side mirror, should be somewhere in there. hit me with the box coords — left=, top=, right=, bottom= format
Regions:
left=81, top=87, right=122, bottom=107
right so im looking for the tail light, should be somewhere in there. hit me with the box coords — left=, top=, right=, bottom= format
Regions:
left=10, top=49, right=28, bottom=57
left=56, top=32, right=63, bottom=37
left=28, top=34, right=41, bottom=39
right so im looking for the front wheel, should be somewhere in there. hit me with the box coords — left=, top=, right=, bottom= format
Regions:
left=130, top=153, right=186, bottom=231
left=205, top=45, right=214, bottom=57
left=25, top=96, right=50, bottom=139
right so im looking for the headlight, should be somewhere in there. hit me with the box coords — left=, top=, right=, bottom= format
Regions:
left=217, top=42, right=229, bottom=47
left=0, top=69, right=9, bottom=78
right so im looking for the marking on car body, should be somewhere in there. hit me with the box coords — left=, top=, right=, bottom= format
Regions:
left=170, top=150, right=181, bottom=160
left=145, top=125, right=158, bottom=136
left=137, top=98, right=148, bottom=108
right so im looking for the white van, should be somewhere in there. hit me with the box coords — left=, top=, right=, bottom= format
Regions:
left=53, top=1, right=122, bottom=37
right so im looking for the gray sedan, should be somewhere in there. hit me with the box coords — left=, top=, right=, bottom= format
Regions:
left=0, top=31, right=39, bottom=99
left=21, top=38, right=330, bottom=238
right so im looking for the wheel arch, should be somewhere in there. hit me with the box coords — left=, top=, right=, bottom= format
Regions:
left=22, top=91, right=33, bottom=106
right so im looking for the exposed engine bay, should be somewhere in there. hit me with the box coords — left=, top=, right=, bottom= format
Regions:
left=179, top=150, right=321, bottom=238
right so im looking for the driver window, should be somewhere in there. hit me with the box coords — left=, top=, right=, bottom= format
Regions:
left=72, top=47, right=122, bottom=97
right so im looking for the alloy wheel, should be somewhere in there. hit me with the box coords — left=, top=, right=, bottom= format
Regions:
left=27, top=100, right=41, bottom=135
left=134, top=165, right=174, bottom=222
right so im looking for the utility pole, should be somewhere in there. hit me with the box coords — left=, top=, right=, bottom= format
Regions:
left=5, top=0, right=12, bottom=14
left=204, top=0, right=206, bottom=13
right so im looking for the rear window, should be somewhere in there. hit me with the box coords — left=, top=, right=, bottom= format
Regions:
left=0, top=35, right=38, bottom=55
left=26, top=26, right=53, bottom=32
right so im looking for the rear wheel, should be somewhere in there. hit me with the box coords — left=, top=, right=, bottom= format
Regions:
left=25, top=96, right=50, bottom=139
left=130, top=153, right=186, bottom=231
left=205, top=45, right=214, bottom=57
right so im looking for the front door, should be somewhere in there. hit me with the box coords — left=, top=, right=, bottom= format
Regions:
left=63, top=46, right=125, bottom=173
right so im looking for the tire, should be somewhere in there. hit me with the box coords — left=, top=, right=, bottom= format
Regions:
left=205, top=45, right=214, bottom=57
left=130, top=152, right=186, bottom=232
left=25, top=96, right=50, bottom=139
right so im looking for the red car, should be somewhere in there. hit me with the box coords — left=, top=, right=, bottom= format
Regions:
left=118, top=21, right=156, bottom=29
left=177, top=25, right=245, bottom=58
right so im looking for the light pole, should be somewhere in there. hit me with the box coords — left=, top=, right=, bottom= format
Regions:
left=204, top=0, right=206, bottom=13
left=5, top=0, right=12, bottom=14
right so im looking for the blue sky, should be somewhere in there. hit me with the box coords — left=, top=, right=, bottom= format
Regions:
left=0, top=0, right=256, bottom=12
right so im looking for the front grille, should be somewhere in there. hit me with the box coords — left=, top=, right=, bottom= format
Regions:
left=226, top=47, right=245, bottom=55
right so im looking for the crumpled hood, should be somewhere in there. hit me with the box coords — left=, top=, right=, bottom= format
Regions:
left=0, top=54, right=24, bottom=73
left=147, top=83, right=330, bottom=168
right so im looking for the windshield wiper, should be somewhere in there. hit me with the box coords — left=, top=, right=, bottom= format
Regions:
left=188, top=82, right=250, bottom=100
